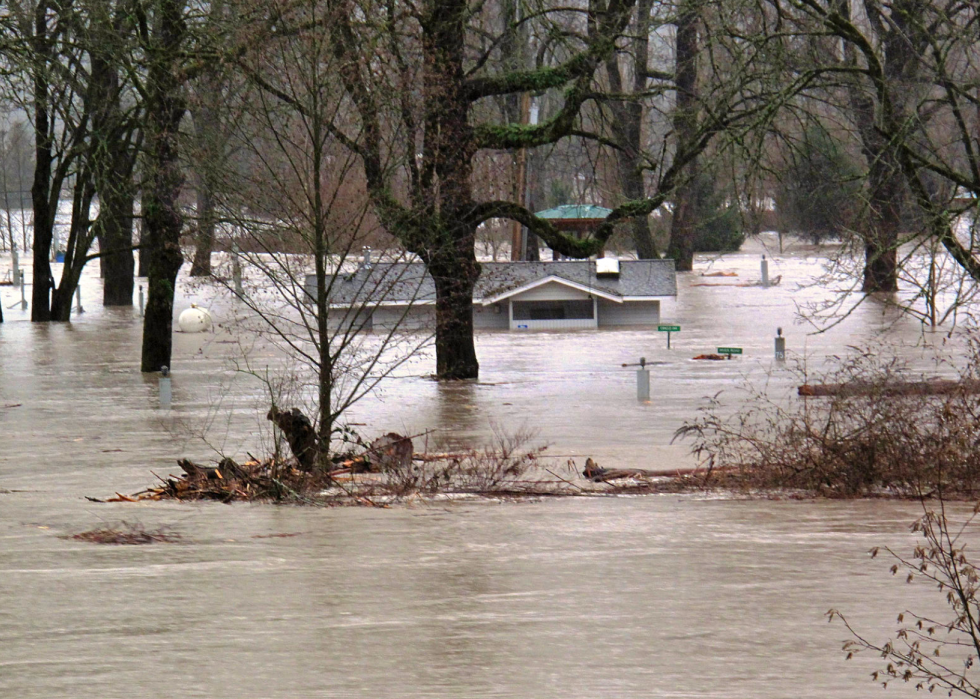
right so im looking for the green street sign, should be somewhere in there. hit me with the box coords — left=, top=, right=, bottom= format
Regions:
left=658, top=325, right=681, bottom=332
left=717, top=347, right=743, bottom=355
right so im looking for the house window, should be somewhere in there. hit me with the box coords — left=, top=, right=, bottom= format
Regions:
left=512, top=300, right=594, bottom=321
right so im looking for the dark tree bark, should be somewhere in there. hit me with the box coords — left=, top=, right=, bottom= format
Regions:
left=100, top=180, right=137, bottom=305
left=189, top=175, right=214, bottom=276
left=666, top=0, right=700, bottom=272
left=188, top=83, right=220, bottom=277
left=430, top=251, right=481, bottom=380
left=49, top=175, right=96, bottom=321
left=848, top=70, right=903, bottom=293
left=839, top=0, right=926, bottom=293
left=29, top=0, right=54, bottom=322
left=605, top=0, right=659, bottom=259
left=137, top=190, right=148, bottom=277
left=140, top=0, right=187, bottom=373
left=88, top=22, right=138, bottom=307
left=861, top=159, right=903, bottom=292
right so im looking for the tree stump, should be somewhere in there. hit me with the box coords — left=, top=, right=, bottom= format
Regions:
left=267, top=407, right=319, bottom=471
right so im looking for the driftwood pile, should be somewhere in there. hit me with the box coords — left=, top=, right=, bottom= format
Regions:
left=112, top=439, right=414, bottom=504
left=95, top=406, right=709, bottom=505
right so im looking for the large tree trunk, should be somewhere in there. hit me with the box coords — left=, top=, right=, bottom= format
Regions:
left=189, top=94, right=218, bottom=276
left=140, top=0, right=186, bottom=373
left=94, top=90, right=137, bottom=306
left=666, top=0, right=699, bottom=272
left=189, top=178, right=214, bottom=276
left=50, top=176, right=97, bottom=321
left=92, top=62, right=137, bottom=306
left=430, top=251, right=480, bottom=380
left=50, top=281, right=72, bottom=321
left=137, top=190, right=148, bottom=277
left=850, top=85, right=902, bottom=293
left=605, top=0, right=658, bottom=259
left=30, top=0, right=54, bottom=322
left=101, top=186, right=136, bottom=305
left=862, top=160, right=902, bottom=292
left=622, top=152, right=658, bottom=259
left=611, top=102, right=658, bottom=259
left=668, top=173, right=698, bottom=271
left=842, top=0, right=921, bottom=293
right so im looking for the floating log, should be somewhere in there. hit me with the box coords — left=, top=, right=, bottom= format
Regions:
left=798, top=379, right=980, bottom=397
left=582, top=458, right=660, bottom=482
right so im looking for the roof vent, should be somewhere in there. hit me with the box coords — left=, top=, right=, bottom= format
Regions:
left=596, top=258, right=620, bottom=277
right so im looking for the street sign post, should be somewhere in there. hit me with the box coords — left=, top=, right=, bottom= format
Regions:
left=717, top=347, right=743, bottom=360
left=658, top=324, right=680, bottom=349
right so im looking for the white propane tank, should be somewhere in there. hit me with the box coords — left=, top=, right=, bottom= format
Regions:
left=177, top=304, right=212, bottom=333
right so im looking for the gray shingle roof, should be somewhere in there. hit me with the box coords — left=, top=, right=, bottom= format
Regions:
left=314, top=259, right=676, bottom=306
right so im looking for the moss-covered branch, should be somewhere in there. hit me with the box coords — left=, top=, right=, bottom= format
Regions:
left=463, top=37, right=614, bottom=101
left=473, top=75, right=592, bottom=150
left=465, top=195, right=672, bottom=258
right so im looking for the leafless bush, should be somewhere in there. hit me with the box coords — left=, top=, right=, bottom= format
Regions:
left=674, top=344, right=980, bottom=497
left=381, top=426, right=546, bottom=497
left=830, top=501, right=980, bottom=695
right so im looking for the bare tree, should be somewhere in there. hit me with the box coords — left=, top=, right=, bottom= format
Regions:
left=221, top=2, right=430, bottom=466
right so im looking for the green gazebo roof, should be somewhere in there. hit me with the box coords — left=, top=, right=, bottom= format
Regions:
left=534, top=204, right=613, bottom=220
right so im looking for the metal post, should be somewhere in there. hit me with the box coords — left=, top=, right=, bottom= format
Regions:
left=138, top=285, right=144, bottom=317
left=19, top=270, right=26, bottom=310
left=10, top=241, right=19, bottom=282
left=231, top=242, right=244, bottom=296
left=667, top=331, right=672, bottom=350
left=761, top=255, right=769, bottom=288
left=159, top=365, right=171, bottom=409
left=75, top=286, right=83, bottom=314
left=775, top=327, right=786, bottom=361
left=636, top=356, right=650, bottom=401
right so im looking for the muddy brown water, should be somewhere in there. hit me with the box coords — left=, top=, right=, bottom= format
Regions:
left=0, top=242, right=971, bottom=697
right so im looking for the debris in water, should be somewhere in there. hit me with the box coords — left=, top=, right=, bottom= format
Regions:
left=582, top=457, right=660, bottom=482
left=799, top=378, right=980, bottom=397
left=71, top=521, right=181, bottom=545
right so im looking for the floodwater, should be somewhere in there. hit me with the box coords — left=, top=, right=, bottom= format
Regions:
left=0, top=236, right=973, bottom=697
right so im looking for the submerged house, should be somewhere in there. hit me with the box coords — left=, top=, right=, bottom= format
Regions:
left=306, top=257, right=676, bottom=331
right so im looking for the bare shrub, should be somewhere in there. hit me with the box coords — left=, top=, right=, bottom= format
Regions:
left=381, top=426, right=546, bottom=497
left=674, top=345, right=980, bottom=497
left=830, top=501, right=980, bottom=694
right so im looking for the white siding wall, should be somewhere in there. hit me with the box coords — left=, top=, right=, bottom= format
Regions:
left=509, top=296, right=598, bottom=330
left=596, top=299, right=660, bottom=327
left=326, top=307, right=374, bottom=332
left=330, top=297, right=661, bottom=333
left=511, top=281, right=592, bottom=302
left=372, top=305, right=435, bottom=331
left=346, top=304, right=513, bottom=332
left=510, top=317, right=597, bottom=330
left=474, top=304, right=510, bottom=330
